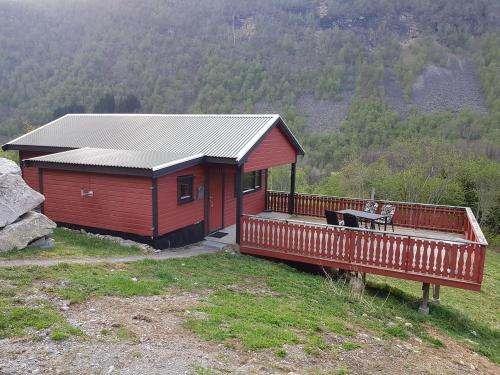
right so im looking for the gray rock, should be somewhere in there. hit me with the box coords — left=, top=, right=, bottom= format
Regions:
left=0, top=173, right=45, bottom=227
left=0, top=158, right=21, bottom=175
left=28, top=236, right=55, bottom=249
left=0, top=211, right=56, bottom=252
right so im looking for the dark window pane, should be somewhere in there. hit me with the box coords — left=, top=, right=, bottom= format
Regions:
left=177, top=175, right=194, bottom=203
left=240, top=170, right=263, bottom=193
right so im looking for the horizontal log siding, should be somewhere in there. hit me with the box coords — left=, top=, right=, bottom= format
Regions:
left=43, top=170, right=153, bottom=236
left=223, top=167, right=267, bottom=227
left=244, top=127, right=297, bottom=172
left=267, top=191, right=467, bottom=233
left=240, top=215, right=486, bottom=291
left=19, top=150, right=54, bottom=192
left=157, top=165, right=205, bottom=236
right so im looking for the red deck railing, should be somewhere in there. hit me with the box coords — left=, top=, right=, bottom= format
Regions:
left=239, top=192, right=488, bottom=291
left=267, top=191, right=468, bottom=233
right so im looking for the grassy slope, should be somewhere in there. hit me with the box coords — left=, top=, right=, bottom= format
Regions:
left=0, top=228, right=144, bottom=259
left=0, top=249, right=498, bottom=362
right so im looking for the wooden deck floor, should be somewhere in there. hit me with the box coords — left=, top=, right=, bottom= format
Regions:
left=257, top=211, right=466, bottom=243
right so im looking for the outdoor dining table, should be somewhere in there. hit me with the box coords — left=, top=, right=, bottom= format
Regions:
left=337, top=209, right=390, bottom=230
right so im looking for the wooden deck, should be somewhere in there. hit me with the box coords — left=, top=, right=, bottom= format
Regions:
left=239, top=192, right=488, bottom=292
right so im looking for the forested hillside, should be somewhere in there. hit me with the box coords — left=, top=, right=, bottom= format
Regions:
left=1, top=0, right=499, bottom=237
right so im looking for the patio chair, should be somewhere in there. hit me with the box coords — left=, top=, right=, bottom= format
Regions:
left=364, top=200, right=378, bottom=213
left=376, top=204, right=396, bottom=232
left=325, top=210, right=343, bottom=226
left=343, top=213, right=359, bottom=228
left=361, top=200, right=379, bottom=227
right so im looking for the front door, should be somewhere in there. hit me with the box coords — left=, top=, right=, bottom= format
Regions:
left=208, top=168, right=224, bottom=233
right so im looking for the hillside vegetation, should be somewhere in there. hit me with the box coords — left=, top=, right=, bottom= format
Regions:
left=0, top=0, right=499, bottom=237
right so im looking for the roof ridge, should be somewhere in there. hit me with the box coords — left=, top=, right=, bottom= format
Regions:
left=67, top=113, right=279, bottom=118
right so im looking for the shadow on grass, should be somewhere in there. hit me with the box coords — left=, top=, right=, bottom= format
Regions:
left=365, top=281, right=499, bottom=363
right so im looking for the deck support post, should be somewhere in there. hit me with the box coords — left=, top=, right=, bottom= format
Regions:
left=288, top=163, right=296, bottom=215
left=418, top=282, right=430, bottom=315
left=235, top=164, right=244, bottom=245
left=431, top=284, right=441, bottom=304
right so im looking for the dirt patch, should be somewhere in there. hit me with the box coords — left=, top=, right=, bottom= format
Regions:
left=0, top=293, right=498, bottom=374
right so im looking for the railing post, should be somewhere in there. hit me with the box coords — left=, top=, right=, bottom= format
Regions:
left=288, top=163, right=296, bottom=215
left=235, top=164, right=244, bottom=245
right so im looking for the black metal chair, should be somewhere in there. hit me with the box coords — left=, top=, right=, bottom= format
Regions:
left=343, top=213, right=359, bottom=228
left=325, top=210, right=342, bottom=226
left=376, top=204, right=396, bottom=231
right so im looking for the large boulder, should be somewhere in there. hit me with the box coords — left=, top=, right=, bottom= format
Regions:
left=0, top=211, right=56, bottom=252
left=0, top=173, right=45, bottom=227
left=0, top=158, right=21, bottom=176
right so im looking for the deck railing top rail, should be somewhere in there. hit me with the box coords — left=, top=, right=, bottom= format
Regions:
left=241, top=214, right=482, bottom=246
left=465, top=207, right=488, bottom=245
left=267, top=190, right=468, bottom=210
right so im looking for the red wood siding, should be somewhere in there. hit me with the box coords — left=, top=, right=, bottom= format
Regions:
left=43, top=170, right=153, bottom=236
left=223, top=167, right=266, bottom=227
left=157, top=165, right=205, bottom=236
left=19, top=150, right=53, bottom=192
left=244, top=126, right=297, bottom=172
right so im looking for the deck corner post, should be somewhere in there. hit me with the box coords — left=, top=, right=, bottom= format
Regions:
left=418, top=282, right=430, bottom=315
left=431, top=284, right=441, bottom=304
left=235, top=164, right=244, bottom=245
left=289, top=162, right=296, bottom=215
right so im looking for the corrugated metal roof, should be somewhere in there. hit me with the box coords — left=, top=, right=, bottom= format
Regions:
left=26, top=147, right=202, bottom=170
left=5, top=114, right=300, bottom=160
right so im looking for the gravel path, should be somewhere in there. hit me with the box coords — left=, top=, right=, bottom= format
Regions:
left=0, top=243, right=224, bottom=268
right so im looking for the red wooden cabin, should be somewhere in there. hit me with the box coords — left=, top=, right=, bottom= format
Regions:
left=2, top=114, right=304, bottom=248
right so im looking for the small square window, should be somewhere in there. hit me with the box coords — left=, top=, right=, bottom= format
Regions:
left=177, top=175, right=194, bottom=204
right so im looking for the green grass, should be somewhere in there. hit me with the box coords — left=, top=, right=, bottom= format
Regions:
left=0, top=248, right=498, bottom=362
left=0, top=303, right=82, bottom=340
left=368, top=249, right=500, bottom=360
left=341, top=342, right=362, bottom=351
left=0, top=228, right=145, bottom=259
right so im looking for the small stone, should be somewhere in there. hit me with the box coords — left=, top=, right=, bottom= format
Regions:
left=131, top=277, right=138, bottom=282
left=133, top=314, right=152, bottom=323
left=395, top=316, right=404, bottom=321
left=470, top=330, right=477, bottom=337
left=60, top=305, right=69, bottom=311
left=362, top=313, right=368, bottom=317
left=387, top=321, right=397, bottom=327
left=404, top=322, right=413, bottom=328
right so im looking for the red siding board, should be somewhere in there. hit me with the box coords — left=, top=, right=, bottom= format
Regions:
left=244, top=126, right=297, bottom=172
left=157, top=165, right=205, bottom=236
left=222, top=167, right=266, bottom=227
left=19, top=150, right=54, bottom=192
left=43, top=170, right=153, bottom=236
